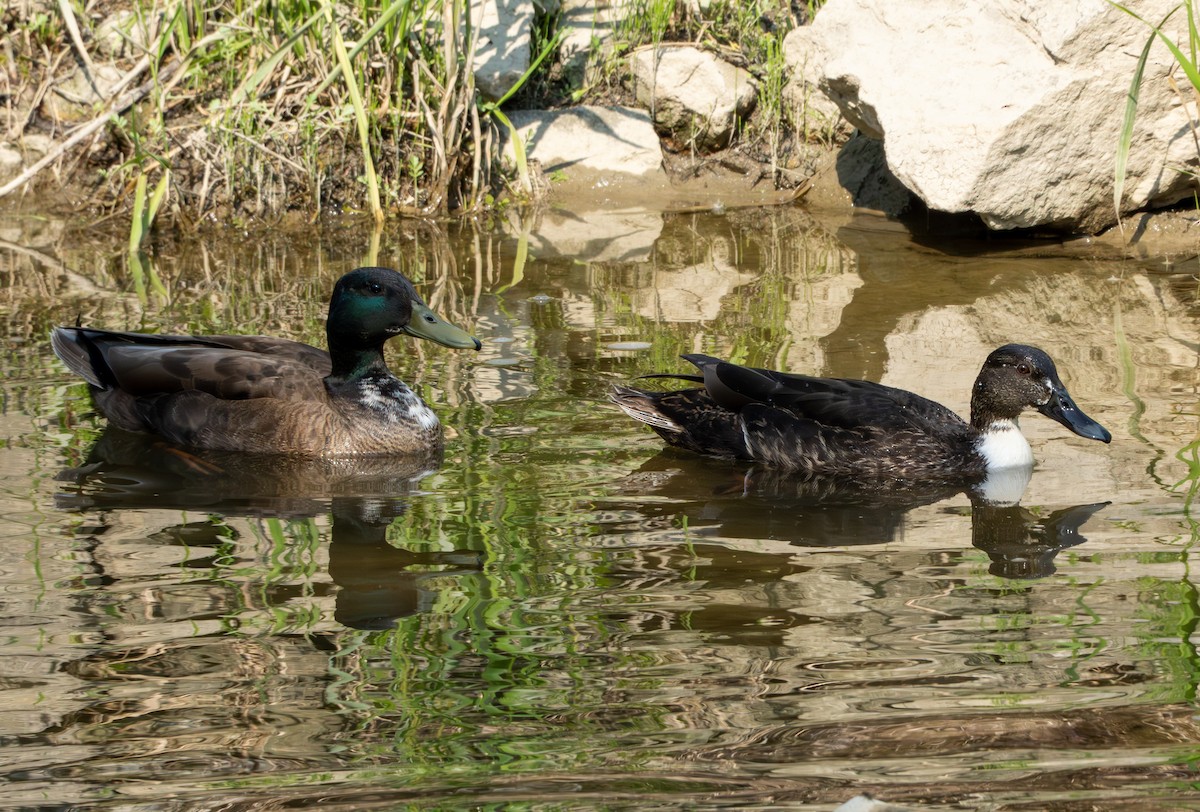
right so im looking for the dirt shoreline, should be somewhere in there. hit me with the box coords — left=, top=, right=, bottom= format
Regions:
left=3, top=2, right=1196, bottom=257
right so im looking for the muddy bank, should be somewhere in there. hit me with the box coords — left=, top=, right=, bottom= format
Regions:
left=3, top=1, right=1196, bottom=259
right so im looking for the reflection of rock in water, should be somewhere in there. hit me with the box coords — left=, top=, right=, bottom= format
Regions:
left=612, top=453, right=1107, bottom=578
left=54, top=428, right=482, bottom=629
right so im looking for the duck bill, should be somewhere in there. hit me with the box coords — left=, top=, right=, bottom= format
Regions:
left=403, top=302, right=482, bottom=350
left=1038, top=385, right=1112, bottom=443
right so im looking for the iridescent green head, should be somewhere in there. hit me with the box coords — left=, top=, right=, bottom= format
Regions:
left=326, top=266, right=481, bottom=354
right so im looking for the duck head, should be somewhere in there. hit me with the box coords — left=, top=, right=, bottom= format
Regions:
left=971, top=344, right=1111, bottom=443
left=326, top=267, right=481, bottom=353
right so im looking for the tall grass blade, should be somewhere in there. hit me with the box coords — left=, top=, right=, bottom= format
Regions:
left=327, top=6, right=384, bottom=224
left=126, top=248, right=167, bottom=303
left=129, top=247, right=148, bottom=304
left=491, top=108, right=531, bottom=195
left=494, top=29, right=565, bottom=108
left=498, top=230, right=528, bottom=293
left=230, top=8, right=326, bottom=106
left=1108, top=3, right=1183, bottom=228
left=129, top=174, right=148, bottom=254
left=129, top=169, right=170, bottom=252
left=482, top=29, right=565, bottom=196
left=314, top=0, right=417, bottom=99
left=147, top=169, right=170, bottom=227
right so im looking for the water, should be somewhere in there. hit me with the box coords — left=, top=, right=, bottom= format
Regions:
left=2, top=205, right=1199, bottom=809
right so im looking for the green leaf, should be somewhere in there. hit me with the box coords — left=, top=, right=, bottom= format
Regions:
left=1107, top=2, right=1184, bottom=227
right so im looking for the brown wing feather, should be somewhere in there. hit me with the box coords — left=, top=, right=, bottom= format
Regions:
left=193, top=334, right=333, bottom=375
left=102, top=345, right=330, bottom=401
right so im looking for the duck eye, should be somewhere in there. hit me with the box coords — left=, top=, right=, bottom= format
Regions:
left=368, top=283, right=383, bottom=294
left=1017, top=363, right=1031, bottom=375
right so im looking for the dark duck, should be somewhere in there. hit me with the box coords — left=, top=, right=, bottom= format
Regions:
left=51, top=266, right=481, bottom=456
left=611, top=344, right=1111, bottom=485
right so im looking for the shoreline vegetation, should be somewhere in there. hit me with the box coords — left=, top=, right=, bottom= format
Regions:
left=1, top=0, right=821, bottom=230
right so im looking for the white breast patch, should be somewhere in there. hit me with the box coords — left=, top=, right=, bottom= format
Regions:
left=978, top=419, right=1034, bottom=470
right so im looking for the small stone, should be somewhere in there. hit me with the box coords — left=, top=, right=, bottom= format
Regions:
left=0, top=145, right=22, bottom=183
left=41, top=64, right=125, bottom=124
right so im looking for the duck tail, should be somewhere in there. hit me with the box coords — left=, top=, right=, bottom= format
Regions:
left=610, top=384, right=750, bottom=460
left=50, top=327, right=110, bottom=389
left=610, top=385, right=683, bottom=433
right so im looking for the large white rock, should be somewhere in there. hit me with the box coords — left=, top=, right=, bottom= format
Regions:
left=785, top=0, right=1196, bottom=232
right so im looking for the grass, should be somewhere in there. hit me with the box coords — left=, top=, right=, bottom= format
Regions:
left=1, top=0, right=822, bottom=228
left=1109, top=0, right=1200, bottom=228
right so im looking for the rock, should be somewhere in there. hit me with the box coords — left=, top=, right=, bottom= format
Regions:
left=472, top=0, right=533, bottom=102
left=500, top=106, right=666, bottom=192
left=558, top=0, right=627, bottom=87
left=627, top=255, right=758, bottom=322
left=781, top=30, right=846, bottom=141
left=632, top=46, right=757, bottom=151
left=41, top=64, right=124, bottom=124
left=0, top=145, right=21, bottom=185
left=94, top=10, right=147, bottom=58
left=833, top=794, right=915, bottom=812
left=831, top=134, right=915, bottom=216
left=787, top=0, right=1198, bottom=233
left=18, top=134, right=53, bottom=159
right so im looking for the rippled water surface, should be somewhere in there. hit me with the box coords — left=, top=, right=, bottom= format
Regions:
left=3, top=206, right=1200, bottom=810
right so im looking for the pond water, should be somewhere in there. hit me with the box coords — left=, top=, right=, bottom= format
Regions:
left=2, top=204, right=1199, bottom=810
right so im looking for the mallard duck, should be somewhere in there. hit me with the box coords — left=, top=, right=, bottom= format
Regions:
left=611, top=344, right=1111, bottom=484
left=51, top=266, right=481, bottom=456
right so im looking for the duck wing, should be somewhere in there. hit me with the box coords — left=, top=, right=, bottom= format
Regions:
left=52, top=327, right=331, bottom=401
left=681, top=354, right=966, bottom=435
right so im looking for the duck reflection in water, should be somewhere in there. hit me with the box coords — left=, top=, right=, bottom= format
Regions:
left=615, top=453, right=1108, bottom=579
left=54, top=428, right=482, bottom=629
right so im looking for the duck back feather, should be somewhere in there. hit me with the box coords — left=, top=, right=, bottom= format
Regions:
left=612, top=347, right=1110, bottom=484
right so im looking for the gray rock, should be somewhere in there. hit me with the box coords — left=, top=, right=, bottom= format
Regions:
left=19, top=134, right=53, bottom=158
left=558, top=0, right=627, bottom=87
left=94, top=10, right=146, bottom=58
left=0, top=145, right=22, bottom=185
left=501, top=105, right=664, bottom=183
left=781, top=26, right=848, bottom=141
left=632, top=46, right=757, bottom=151
left=472, top=0, right=534, bottom=102
left=501, top=206, right=663, bottom=263
left=788, top=0, right=1198, bottom=233
left=833, top=134, right=915, bottom=217
left=833, top=795, right=915, bottom=812
left=41, top=64, right=124, bottom=124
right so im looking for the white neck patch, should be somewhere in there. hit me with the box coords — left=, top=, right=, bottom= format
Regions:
left=978, top=418, right=1033, bottom=470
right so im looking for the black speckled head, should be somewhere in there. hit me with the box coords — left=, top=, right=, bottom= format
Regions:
left=971, top=343, right=1111, bottom=443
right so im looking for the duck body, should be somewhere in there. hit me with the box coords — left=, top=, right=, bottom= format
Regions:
left=611, top=345, right=1111, bottom=485
left=51, top=267, right=481, bottom=457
